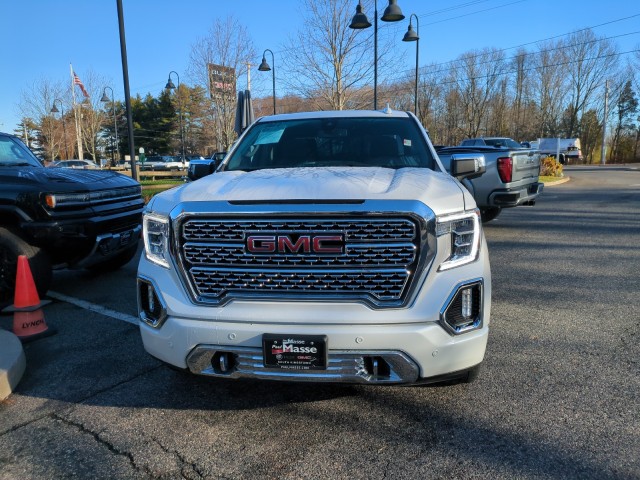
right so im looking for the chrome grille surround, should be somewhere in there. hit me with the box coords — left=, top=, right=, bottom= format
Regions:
left=171, top=200, right=436, bottom=308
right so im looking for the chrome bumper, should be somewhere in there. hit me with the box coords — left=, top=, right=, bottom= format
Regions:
left=186, top=345, right=420, bottom=384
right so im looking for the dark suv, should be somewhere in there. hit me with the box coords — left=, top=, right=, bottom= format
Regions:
left=0, top=132, right=144, bottom=305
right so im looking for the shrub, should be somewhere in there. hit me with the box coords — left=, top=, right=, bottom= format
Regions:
left=540, top=156, right=563, bottom=177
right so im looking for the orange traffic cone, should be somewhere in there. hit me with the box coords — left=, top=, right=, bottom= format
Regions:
left=2, top=255, right=55, bottom=342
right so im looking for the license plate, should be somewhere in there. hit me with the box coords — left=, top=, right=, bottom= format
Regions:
left=263, top=334, right=327, bottom=370
left=119, top=229, right=133, bottom=246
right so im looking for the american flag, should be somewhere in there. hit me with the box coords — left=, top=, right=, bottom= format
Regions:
left=73, top=71, right=89, bottom=97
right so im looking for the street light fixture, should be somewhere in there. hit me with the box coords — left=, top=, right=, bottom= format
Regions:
left=165, top=71, right=185, bottom=164
left=258, top=49, right=276, bottom=115
left=349, top=0, right=405, bottom=110
left=402, top=13, right=419, bottom=116
left=50, top=98, right=69, bottom=160
left=100, top=86, right=119, bottom=167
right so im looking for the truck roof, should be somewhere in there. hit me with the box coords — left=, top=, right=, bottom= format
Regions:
left=257, top=109, right=412, bottom=123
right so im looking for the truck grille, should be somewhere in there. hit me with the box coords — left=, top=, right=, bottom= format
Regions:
left=178, top=216, right=424, bottom=307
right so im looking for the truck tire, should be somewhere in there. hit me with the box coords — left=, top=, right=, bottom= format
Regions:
left=0, top=227, right=52, bottom=305
left=86, top=243, right=139, bottom=273
left=480, top=207, right=501, bottom=223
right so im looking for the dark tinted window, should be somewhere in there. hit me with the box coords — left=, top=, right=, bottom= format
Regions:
left=484, top=138, right=522, bottom=149
left=0, top=135, right=42, bottom=167
left=224, top=117, right=435, bottom=171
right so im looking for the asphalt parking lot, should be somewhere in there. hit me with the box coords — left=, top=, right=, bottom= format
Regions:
left=1, top=166, right=639, bottom=479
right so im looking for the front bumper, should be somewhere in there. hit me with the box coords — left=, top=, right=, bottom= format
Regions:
left=75, top=224, right=141, bottom=267
left=140, top=315, right=488, bottom=384
left=137, top=242, right=491, bottom=384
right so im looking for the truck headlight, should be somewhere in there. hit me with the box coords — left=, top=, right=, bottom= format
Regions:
left=436, top=209, right=481, bottom=271
left=143, top=213, right=170, bottom=268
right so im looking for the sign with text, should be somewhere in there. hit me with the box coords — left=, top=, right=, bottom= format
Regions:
left=208, top=63, right=235, bottom=98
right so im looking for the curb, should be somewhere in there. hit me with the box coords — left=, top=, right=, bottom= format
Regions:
left=543, top=176, right=571, bottom=186
left=0, top=329, right=26, bottom=401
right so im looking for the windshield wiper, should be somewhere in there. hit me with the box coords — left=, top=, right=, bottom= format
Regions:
left=0, top=162, right=35, bottom=167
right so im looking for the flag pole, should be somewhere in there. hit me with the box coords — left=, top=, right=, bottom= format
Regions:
left=70, top=63, right=84, bottom=160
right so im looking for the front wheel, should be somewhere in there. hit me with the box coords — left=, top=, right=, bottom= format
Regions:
left=0, top=227, right=52, bottom=305
left=480, top=207, right=502, bottom=223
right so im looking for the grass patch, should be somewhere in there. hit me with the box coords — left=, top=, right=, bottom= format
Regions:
left=539, top=175, right=565, bottom=183
left=142, top=185, right=180, bottom=203
left=140, top=179, right=184, bottom=186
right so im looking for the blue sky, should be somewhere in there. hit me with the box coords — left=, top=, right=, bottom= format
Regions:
left=1, top=0, right=638, bottom=133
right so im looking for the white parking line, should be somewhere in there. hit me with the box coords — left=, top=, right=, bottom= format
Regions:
left=47, top=291, right=139, bottom=325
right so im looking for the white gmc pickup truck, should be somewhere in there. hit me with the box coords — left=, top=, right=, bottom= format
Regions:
left=138, top=109, right=491, bottom=385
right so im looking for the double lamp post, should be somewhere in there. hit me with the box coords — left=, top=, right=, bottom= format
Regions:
left=349, top=0, right=420, bottom=115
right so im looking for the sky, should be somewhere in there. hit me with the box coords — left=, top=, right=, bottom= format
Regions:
left=1, top=0, right=639, bottom=133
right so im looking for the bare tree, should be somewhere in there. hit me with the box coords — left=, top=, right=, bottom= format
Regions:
left=510, top=48, right=537, bottom=140
left=531, top=39, right=569, bottom=138
left=187, top=16, right=256, bottom=150
left=74, top=70, right=110, bottom=162
left=281, top=0, right=405, bottom=111
left=18, top=78, right=68, bottom=161
left=563, top=29, right=619, bottom=137
left=451, top=48, right=507, bottom=138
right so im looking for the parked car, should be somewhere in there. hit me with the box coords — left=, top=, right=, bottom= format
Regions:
left=0, top=132, right=144, bottom=305
left=437, top=143, right=543, bottom=222
left=460, top=137, right=527, bottom=149
left=537, top=138, right=583, bottom=164
left=210, top=151, right=227, bottom=162
left=140, top=155, right=187, bottom=171
left=49, top=159, right=100, bottom=169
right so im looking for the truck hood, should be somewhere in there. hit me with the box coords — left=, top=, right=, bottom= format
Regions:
left=0, top=166, right=139, bottom=192
left=150, top=167, right=468, bottom=216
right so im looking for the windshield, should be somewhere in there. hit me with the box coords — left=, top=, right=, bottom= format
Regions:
left=484, top=138, right=523, bottom=149
left=224, top=117, right=435, bottom=172
left=0, top=135, right=42, bottom=167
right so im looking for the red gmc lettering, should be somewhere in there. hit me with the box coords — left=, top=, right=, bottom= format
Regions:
left=247, top=235, right=343, bottom=254
left=313, top=235, right=343, bottom=253
left=246, top=236, right=275, bottom=253
left=278, top=236, right=311, bottom=253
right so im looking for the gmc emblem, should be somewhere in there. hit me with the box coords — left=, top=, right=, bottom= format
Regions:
left=246, top=234, right=344, bottom=254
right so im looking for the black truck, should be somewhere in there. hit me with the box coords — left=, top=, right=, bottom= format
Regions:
left=0, top=132, right=144, bottom=305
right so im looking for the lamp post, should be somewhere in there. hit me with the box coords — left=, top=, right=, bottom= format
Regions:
left=258, top=49, right=276, bottom=115
left=349, top=0, right=405, bottom=110
left=165, top=71, right=185, bottom=164
left=50, top=99, right=68, bottom=160
left=100, top=86, right=119, bottom=167
left=402, top=13, right=419, bottom=116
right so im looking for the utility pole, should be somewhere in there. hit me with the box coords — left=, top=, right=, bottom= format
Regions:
left=601, top=80, right=608, bottom=165
left=246, top=62, right=251, bottom=91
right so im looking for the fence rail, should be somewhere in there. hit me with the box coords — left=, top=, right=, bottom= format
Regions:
left=109, top=168, right=187, bottom=181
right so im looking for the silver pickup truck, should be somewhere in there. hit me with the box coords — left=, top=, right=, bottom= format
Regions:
left=437, top=142, right=543, bottom=222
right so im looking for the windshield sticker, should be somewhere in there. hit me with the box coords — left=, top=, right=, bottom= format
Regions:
left=403, top=139, right=412, bottom=147
left=255, top=126, right=285, bottom=145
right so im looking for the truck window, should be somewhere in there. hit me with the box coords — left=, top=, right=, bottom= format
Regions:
left=224, top=117, right=435, bottom=171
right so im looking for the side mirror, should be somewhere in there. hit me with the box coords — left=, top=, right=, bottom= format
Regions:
left=450, top=153, right=486, bottom=180
left=187, top=159, right=218, bottom=181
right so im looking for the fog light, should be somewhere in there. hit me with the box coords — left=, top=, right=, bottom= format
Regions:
left=461, top=287, right=472, bottom=319
left=137, top=278, right=167, bottom=328
left=441, top=280, right=483, bottom=335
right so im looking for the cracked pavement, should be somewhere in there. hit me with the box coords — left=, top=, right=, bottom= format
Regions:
left=1, top=168, right=639, bottom=479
